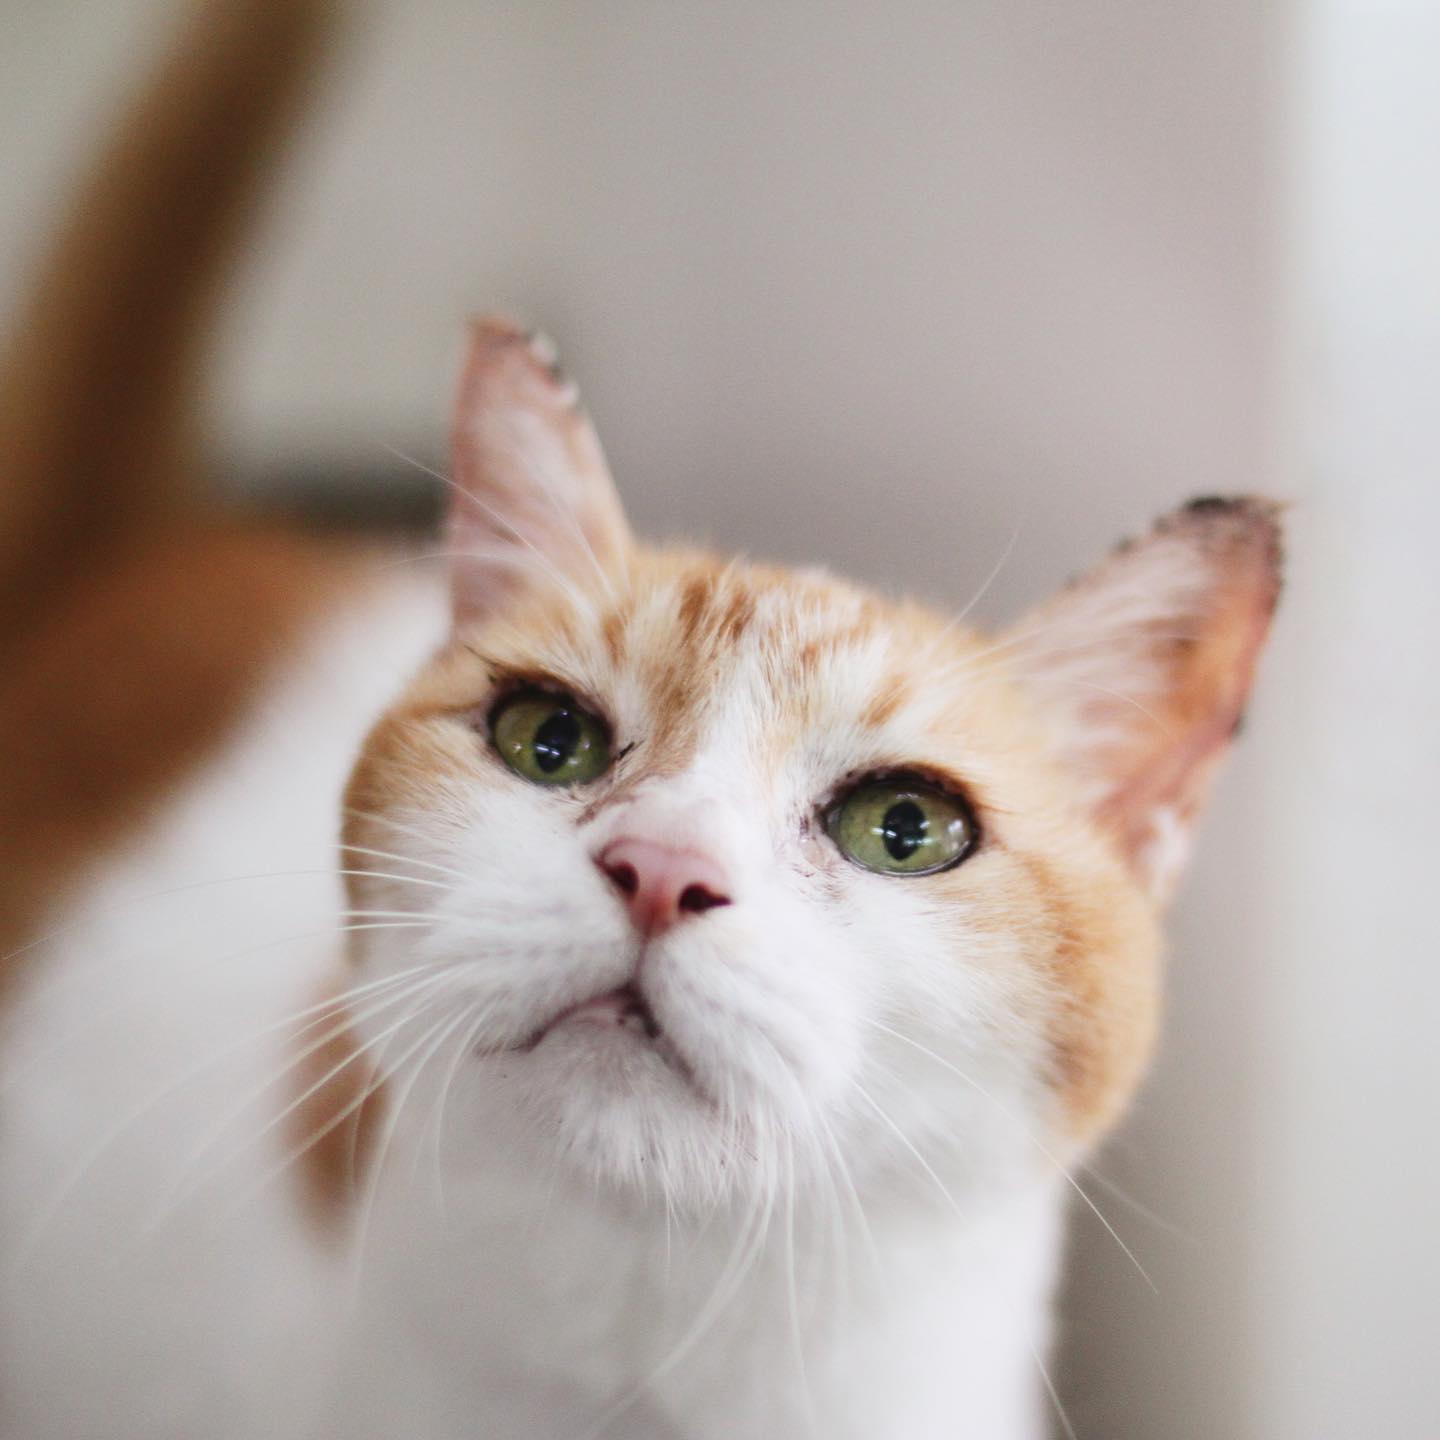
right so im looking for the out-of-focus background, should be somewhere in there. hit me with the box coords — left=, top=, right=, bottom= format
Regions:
left=2, top=1, right=1435, bottom=1435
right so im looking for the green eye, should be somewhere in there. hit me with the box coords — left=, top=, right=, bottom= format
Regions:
left=826, top=776, right=978, bottom=876
left=491, top=691, right=612, bottom=787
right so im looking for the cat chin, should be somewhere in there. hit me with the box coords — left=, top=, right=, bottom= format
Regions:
left=520, top=1003, right=700, bottom=1098
left=475, top=1026, right=778, bottom=1207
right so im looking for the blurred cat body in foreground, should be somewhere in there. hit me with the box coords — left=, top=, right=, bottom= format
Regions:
left=0, top=4, right=1280, bottom=1437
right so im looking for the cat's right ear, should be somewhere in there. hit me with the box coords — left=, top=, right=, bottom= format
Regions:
left=447, top=317, right=631, bottom=624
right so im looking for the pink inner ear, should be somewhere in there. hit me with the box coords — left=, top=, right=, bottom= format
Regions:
left=1104, top=539, right=1279, bottom=889
left=446, top=317, right=630, bottom=625
left=1008, top=497, right=1282, bottom=899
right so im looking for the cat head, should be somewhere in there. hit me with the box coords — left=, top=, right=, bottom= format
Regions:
left=340, top=319, right=1280, bottom=1214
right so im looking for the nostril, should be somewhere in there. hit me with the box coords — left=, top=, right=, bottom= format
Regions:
left=596, top=838, right=734, bottom=933
left=606, top=861, right=639, bottom=896
left=678, top=883, right=730, bottom=914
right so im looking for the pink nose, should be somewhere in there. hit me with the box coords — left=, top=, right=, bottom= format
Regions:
left=596, top=837, right=733, bottom=937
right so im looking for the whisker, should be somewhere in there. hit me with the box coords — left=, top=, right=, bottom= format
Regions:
left=0, top=866, right=455, bottom=1045
left=1031, top=1342, right=1080, bottom=1440
left=381, top=445, right=599, bottom=619
left=953, top=519, right=1024, bottom=630
left=333, top=867, right=449, bottom=892
left=1080, top=1163, right=1195, bottom=1244
left=348, top=1006, right=478, bottom=1296
left=9, top=958, right=452, bottom=1270
left=1033, top=676, right=1173, bottom=736
left=930, top=620, right=1203, bottom=694
left=430, top=430, right=621, bottom=608
left=4, top=864, right=449, bottom=963
left=342, top=805, right=467, bottom=858
left=427, top=996, right=497, bottom=1212
left=577, top=1148, right=779, bottom=1440
left=337, top=910, right=447, bottom=921
left=150, top=977, right=459, bottom=1229
left=1, top=918, right=438, bottom=1101
left=338, top=841, right=468, bottom=885
left=849, top=1078, right=966, bottom=1222
left=781, top=1130, right=815, bottom=1434
left=864, top=1019, right=1157, bottom=1294
left=226, top=994, right=460, bottom=1229
left=812, top=1106, right=880, bottom=1278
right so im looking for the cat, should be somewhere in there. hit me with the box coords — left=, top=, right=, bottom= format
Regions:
left=0, top=3, right=1281, bottom=1438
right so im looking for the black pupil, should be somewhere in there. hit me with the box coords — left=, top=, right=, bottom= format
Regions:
left=532, top=708, right=581, bottom=773
left=880, top=800, right=928, bottom=861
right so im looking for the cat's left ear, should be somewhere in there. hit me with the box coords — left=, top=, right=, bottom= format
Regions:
left=447, top=317, right=630, bottom=623
left=1004, top=497, right=1282, bottom=903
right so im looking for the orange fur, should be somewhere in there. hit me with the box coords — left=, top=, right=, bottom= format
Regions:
left=0, top=0, right=341, bottom=653
left=0, top=523, right=364, bottom=999
left=287, top=978, right=388, bottom=1228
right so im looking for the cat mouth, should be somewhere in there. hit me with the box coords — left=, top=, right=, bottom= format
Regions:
left=535, top=982, right=662, bottom=1042
left=519, top=982, right=696, bottom=1084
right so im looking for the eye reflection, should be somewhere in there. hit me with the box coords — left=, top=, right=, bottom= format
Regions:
left=878, top=799, right=927, bottom=861
left=532, top=708, right=582, bottom=774
left=827, top=777, right=977, bottom=876
left=490, top=691, right=611, bottom=787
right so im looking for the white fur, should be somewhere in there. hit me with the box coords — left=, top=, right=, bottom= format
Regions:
left=0, top=566, right=1069, bottom=1439
left=0, top=571, right=444, bottom=1439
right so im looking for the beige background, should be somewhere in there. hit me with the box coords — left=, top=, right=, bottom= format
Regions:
left=3, top=1, right=1436, bottom=1435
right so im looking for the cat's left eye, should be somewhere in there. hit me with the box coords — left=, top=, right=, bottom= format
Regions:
left=826, top=776, right=978, bottom=876
left=490, top=690, right=612, bottom=787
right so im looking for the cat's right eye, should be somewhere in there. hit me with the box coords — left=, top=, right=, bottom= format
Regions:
left=490, top=690, right=612, bottom=787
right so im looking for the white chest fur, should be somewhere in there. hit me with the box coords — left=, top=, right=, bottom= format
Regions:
left=331, top=1094, right=1063, bottom=1440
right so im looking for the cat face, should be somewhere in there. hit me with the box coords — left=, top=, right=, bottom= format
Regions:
left=340, top=320, right=1279, bottom=1213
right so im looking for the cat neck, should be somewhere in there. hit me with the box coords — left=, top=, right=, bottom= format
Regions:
left=340, top=1131, right=1065, bottom=1440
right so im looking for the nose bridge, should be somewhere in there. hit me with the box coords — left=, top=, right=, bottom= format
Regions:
left=599, top=630, right=770, bottom=829
left=594, top=748, right=748, bottom=855
left=606, top=790, right=728, bottom=857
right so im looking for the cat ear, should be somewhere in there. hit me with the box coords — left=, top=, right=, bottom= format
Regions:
left=447, top=317, right=630, bottom=623
left=1004, top=497, right=1282, bottom=902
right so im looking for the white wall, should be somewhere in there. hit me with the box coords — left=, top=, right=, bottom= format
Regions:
left=10, top=1, right=1433, bottom=1435
left=1247, top=2, right=1440, bottom=1434
left=1, top=0, right=1278, bottom=609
